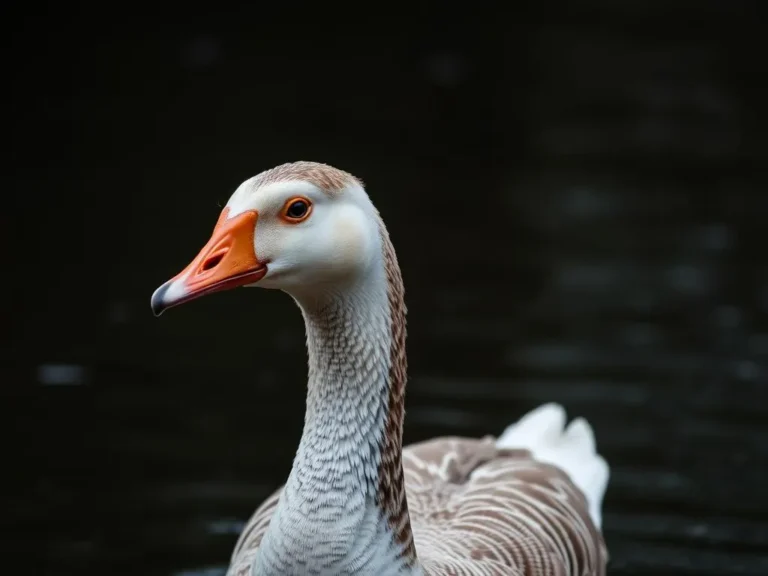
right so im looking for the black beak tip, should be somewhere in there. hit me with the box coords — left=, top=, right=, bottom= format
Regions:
left=151, top=283, right=170, bottom=317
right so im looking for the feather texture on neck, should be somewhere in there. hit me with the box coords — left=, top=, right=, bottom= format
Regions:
left=253, top=220, right=417, bottom=575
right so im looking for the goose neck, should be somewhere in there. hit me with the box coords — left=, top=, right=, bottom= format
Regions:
left=254, top=232, right=417, bottom=573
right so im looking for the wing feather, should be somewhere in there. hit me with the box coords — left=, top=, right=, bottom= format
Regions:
left=227, top=436, right=607, bottom=575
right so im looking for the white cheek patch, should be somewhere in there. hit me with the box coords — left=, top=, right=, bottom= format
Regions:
left=331, top=208, right=372, bottom=269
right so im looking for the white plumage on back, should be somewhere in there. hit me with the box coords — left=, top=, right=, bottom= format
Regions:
left=496, top=403, right=610, bottom=530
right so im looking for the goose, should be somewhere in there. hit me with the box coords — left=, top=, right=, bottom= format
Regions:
left=151, top=161, right=610, bottom=576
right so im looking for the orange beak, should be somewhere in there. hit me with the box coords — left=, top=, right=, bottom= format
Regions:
left=151, top=208, right=267, bottom=316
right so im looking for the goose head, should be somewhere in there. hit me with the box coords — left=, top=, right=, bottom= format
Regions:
left=151, top=162, right=382, bottom=316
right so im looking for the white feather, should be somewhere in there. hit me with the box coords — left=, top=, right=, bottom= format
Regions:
left=496, top=403, right=609, bottom=529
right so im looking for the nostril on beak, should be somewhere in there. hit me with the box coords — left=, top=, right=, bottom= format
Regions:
left=201, top=252, right=225, bottom=272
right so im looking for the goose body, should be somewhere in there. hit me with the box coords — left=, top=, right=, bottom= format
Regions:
left=152, top=162, right=609, bottom=575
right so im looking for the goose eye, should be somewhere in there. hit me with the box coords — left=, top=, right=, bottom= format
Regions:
left=282, top=198, right=312, bottom=222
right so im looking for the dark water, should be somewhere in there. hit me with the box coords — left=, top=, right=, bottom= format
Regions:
left=9, top=2, right=767, bottom=575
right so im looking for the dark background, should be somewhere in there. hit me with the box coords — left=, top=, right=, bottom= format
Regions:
left=8, top=1, right=768, bottom=575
